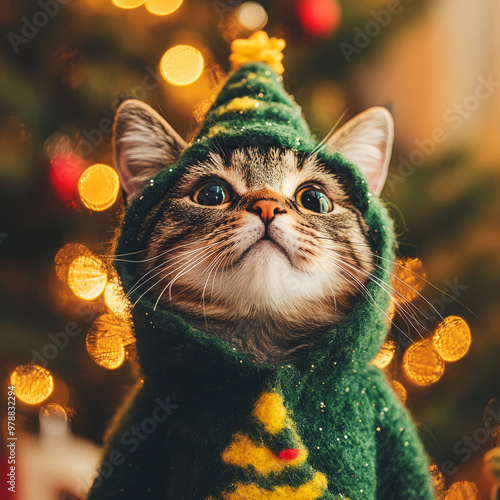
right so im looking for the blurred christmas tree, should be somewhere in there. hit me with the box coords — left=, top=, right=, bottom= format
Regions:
left=1, top=1, right=498, bottom=498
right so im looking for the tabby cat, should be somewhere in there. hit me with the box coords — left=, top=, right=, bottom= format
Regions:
left=114, top=100, right=393, bottom=363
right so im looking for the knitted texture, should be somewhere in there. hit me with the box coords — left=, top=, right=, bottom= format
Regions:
left=87, top=60, right=435, bottom=500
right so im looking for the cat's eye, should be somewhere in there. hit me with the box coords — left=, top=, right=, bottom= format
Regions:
left=296, top=186, right=333, bottom=214
left=192, top=181, right=230, bottom=206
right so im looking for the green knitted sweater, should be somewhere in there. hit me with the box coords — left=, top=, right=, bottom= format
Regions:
left=87, top=61, right=435, bottom=500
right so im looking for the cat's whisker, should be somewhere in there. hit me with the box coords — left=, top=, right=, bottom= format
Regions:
left=200, top=250, right=227, bottom=321
left=357, top=259, right=436, bottom=327
left=295, top=248, right=339, bottom=316
left=373, top=252, right=476, bottom=318
left=201, top=251, right=229, bottom=327
left=102, top=248, right=146, bottom=258
left=126, top=249, right=213, bottom=300
left=334, top=239, right=458, bottom=315
left=315, top=252, right=414, bottom=343
left=340, top=266, right=414, bottom=344
left=329, top=262, right=398, bottom=336
left=162, top=252, right=222, bottom=309
left=113, top=239, right=209, bottom=264
left=316, top=236, right=450, bottom=320
left=219, top=246, right=235, bottom=291
left=131, top=258, right=191, bottom=309
left=319, top=248, right=427, bottom=337
left=126, top=241, right=220, bottom=297
left=320, top=246, right=430, bottom=334
left=156, top=247, right=223, bottom=309
left=132, top=245, right=219, bottom=309
left=211, top=252, right=229, bottom=298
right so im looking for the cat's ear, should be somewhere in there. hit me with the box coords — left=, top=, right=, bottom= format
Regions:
left=325, top=107, right=394, bottom=195
left=113, top=99, right=187, bottom=201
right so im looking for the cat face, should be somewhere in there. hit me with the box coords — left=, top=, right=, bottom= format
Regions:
left=113, top=100, right=394, bottom=362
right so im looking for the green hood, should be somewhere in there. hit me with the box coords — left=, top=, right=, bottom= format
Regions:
left=89, top=59, right=436, bottom=500
left=114, top=62, right=396, bottom=388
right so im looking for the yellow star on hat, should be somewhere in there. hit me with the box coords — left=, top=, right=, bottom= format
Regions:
left=230, top=31, right=286, bottom=75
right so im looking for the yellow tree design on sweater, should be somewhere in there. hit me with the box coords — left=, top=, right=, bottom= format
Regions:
left=207, top=391, right=341, bottom=500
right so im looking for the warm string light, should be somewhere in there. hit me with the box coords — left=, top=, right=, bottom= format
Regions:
left=10, top=365, right=54, bottom=405
left=429, top=464, right=445, bottom=496
left=393, top=257, right=426, bottom=303
left=236, top=2, right=268, bottom=32
left=160, top=45, right=204, bottom=86
left=78, top=163, right=120, bottom=211
left=403, top=338, right=445, bottom=386
left=218, top=2, right=269, bottom=44
left=443, top=481, right=480, bottom=499
left=112, top=0, right=145, bottom=8
left=401, top=316, right=471, bottom=387
left=146, top=0, right=183, bottom=15
left=391, top=256, right=471, bottom=388
left=484, top=448, right=500, bottom=485
left=433, top=316, right=471, bottom=362
left=54, top=243, right=90, bottom=282
left=68, top=254, right=108, bottom=301
left=104, top=277, right=132, bottom=319
left=86, top=314, right=131, bottom=369
left=112, top=0, right=183, bottom=14
left=55, top=242, right=135, bottom=367
left=371, top=341, right=395, bottom=369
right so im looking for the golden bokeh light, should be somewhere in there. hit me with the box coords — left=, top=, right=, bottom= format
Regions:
left=403, top=338, right=445, bottom=386
left=10, top=365, right=54, bottom=405
left=86, top=314, right=128, bottom=369
left=160, top=45, right=204, bottom=86
left=112, top=0, right=145, bottom=8
left=429, top=464, right=445, bottom=496
left=146, top=0, right=183, bottom=15
left=484, top=447, right=500, bottom=481
left=391, top=380, right=407, bottom=403
left=393, top=257, right=426, bottom=303
left=237, top=2, right=268, bottom=31
left=54, top=243, right=90, bottom=282
left=104, top=278, right=132, bottom=319
left=78, top=163, right=120, bottom=211
left=68, top=254, right=107, bottom=300
left=433, top=315, right=471, bottom=362
left=444, top=481, right=479, bottom=500
left=371, top=341, right=396, bottom=369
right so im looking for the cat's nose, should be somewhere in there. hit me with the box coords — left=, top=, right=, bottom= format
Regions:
left=251, top=199, right=285, bottom=223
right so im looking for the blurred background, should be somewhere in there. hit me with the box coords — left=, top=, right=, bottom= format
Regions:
left=1, top=0, right=500, bottom=498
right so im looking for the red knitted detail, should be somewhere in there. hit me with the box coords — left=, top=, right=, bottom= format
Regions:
left=276, top=448, right=300, bottom=460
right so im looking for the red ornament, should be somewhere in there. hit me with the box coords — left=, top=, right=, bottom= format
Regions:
left=276, top=448, right=300, bottom=461
left=296, top=0, right=342, bottom=38
left=49, top=151, right=85, bottom=205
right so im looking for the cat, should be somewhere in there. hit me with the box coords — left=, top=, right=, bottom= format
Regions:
left=87, top=61, right=435, bottom=499
left=114, top=99, right=393, bottom=363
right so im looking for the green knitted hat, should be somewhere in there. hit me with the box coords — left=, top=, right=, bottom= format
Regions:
left=87, top=36, right=438, bottom=500
left=114, top=31, right=396, bottom=377
left=193, top=31, right=316, bottom=155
